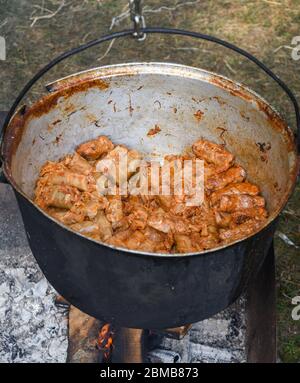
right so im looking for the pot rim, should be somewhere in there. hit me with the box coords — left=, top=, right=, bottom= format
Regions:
left=2, top=62, right=298, bottom=258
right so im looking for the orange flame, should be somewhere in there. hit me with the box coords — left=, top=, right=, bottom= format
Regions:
left=97, top=323, right=114, bottom=361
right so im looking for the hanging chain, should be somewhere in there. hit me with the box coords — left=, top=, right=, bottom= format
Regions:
left=129, top=0, right=146, bottom=41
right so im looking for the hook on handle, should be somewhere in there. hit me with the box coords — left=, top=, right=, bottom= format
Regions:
left=129, top=0, right=146, bottom=41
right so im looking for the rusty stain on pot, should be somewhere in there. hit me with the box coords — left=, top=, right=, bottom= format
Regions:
left=210, top=74, right=295, bottom=148
left=210, top=71, right=297, bottom=159
left=258, top=144, right=271, bottom=162
left=54, top=133, right=63, bottom=145
left=256, top=142, right=272, bottom=153
left=51, top=119, right=62, bottom=126
left=47, top=118, right=63, bottom=132
left=2, top=108, right=24, bottom=169
left=85, top=113, right=98, bottom=124
left=64, top=103, right=76, bottom=114
left=128, top=95, right=134, bottom=116
left=210, top=76, right=253, bottom=102
left=147, top=125, right=161, bottom=137
left=273, top=182, right=281, bottom=192
left=2, top=79, right=109, bottom=161
left=256, top=98, right=295, bottom=152
left=191, top=97, right=205, bottom=104
left=46, top=66, right=137, bottom=93
left=30, top=79, right=109, bottom=121
left=194, top=110, right=204, bottom=121
left=212, top=96, right=227, bottom=107
left=240, top=110, right=250, bottom=121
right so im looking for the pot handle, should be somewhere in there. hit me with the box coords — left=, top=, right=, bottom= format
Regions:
left=0, top=111, right=7, bottom=131
left=1, top=28, right=299, bottom=155
left=0, top=111, right=8, bottom=183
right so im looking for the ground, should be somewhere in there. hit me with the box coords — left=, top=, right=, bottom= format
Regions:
left=0, top=0, right=299, bottom=362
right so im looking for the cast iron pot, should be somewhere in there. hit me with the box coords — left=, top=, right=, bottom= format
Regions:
left=0, top=29, right=299, bottom=329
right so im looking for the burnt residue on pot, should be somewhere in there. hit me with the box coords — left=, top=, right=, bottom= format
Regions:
left=210, top=73, right=296, bottom=155
left=2, top=77, right=110, bottom=164
left=210, top=76, right=253, bottom=102
left=32, top=78, right=110, bottom=118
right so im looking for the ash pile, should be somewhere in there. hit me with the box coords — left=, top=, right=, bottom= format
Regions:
left=0, top=184, right=68, bottom=363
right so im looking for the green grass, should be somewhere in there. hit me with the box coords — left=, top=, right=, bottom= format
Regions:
left=0, top=0, right=299, bottom=362
left=281, top=335, right=300, bottom=363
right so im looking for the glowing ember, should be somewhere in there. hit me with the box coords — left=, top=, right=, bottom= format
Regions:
left=97, top=323, right=114, bottom=362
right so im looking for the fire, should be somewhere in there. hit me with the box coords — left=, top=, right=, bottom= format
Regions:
left=97, top=323, right=114, bottom=362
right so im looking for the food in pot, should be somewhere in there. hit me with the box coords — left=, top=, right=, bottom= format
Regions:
left=34, top=136, right=268, bottom=253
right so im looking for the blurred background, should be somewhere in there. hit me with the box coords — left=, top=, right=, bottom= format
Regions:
left=0, top=0, right=299, bottom=362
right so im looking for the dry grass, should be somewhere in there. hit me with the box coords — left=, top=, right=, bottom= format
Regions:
left=0, top=0, right=299, bottom=362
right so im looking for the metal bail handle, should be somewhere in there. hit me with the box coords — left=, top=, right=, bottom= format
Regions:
left=130, top=0, right=146, bottom=41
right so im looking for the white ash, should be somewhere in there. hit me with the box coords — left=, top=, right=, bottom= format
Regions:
left=0, top=184, right=68, bottom=363
left=148, top=349, right=181, bottom=363
left=0, top=264, right=68, bottom=363
left=147, top=299, right=246, bottom=363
